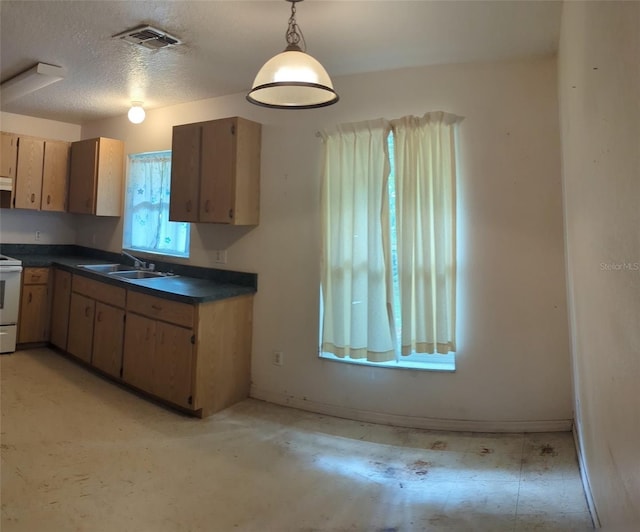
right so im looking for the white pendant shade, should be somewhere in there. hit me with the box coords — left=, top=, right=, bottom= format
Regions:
left=128, top=103, right=145, bottom=124
left=247, top=49, right=338, bottom=109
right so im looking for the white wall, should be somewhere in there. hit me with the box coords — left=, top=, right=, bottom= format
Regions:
left=558, top=1, right=640, bottom=527
left=79, top=57, right=572, bottom=430
left=0, top=112, right=81, bottom=244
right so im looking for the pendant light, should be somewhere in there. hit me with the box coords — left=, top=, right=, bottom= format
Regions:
left=128, top=102, right=146, bottom=124
left=247, top=0, right=338, bottom=109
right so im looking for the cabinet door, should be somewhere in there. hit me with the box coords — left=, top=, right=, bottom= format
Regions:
left=68, top=138, right=98, bottom=214
left=0, top=132, right=18, bottom=178
left=18, top=284, right=49, bottom=343
left=122, top=313, right=156, bottom=393
left=50, top=269, right=71, bottom=350
left=14, top=137, right=44, bottom=210
left=200, top=118, right=235, bottom=223
left=94, top=138, right=124, bottom=216
left=154, top=321, right=194, bottom=408
left=67, top=293, right=95, bottom=363
left=92, top=302, right=124, bottom=378
left=41, top=140, right=69, bottom=212
left=169, top=123, right=201, bottom=222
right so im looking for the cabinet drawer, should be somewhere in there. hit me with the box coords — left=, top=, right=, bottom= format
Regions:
left=72, top=275, right=126, bottom=308
left=127, top=291, right=194, bottom=328
left=23, top=268, right=50, bottom=285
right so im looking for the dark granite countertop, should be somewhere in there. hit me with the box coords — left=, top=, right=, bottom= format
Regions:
left=0, top=244, right=257, bottom=304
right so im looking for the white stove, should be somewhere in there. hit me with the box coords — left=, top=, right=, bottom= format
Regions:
left=0, top=253, right=23, bottom=353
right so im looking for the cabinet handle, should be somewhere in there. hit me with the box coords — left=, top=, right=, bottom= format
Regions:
left=47, top=195, right=51, bottom=204
left=228, top=208, right=233, bottom=219
left=31, top=193, right=35, bottom=203
left=85, top=306, right=91, bottom=318
left=186, top=200, right=192, bottom=212
left=97, top=311, right=103, bottom=323
left=31, top=275, right=40, bottom=281
left=28, top=292, right=32, bottom=303
left=204, top=199, right=210, bottom=213
left=151, top=304, right=162, bottom=311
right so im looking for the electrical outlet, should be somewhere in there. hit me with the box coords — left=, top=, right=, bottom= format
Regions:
left=272, top=351, right=284, bottom=366
left=35, top=230, right=41, bottom=241
left=214, top=250, right=227, bottom=264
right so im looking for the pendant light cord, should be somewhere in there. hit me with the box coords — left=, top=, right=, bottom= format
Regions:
left=285, top=1, right=306, bottom=51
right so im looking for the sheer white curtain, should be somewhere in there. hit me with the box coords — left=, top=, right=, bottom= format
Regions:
left=320, top=120, right=395, bottom=362
left=391, top=112, right=460, bottom=355
left=124, top=151, right=189, bottom=257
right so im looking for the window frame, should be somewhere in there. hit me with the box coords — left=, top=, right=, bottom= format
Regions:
left=122, top=150, right=191, bottom=260
left=319, top=126, right=457, bottom=371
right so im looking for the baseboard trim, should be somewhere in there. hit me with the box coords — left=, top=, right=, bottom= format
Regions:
left=250, top=387, right=573, bottom=433
left=573, top=424, right=600, bottom=528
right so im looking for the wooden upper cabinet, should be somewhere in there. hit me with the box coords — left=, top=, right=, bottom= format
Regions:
left=1, top=133, right=70, bottom=212
left=0, top=132, right=18, bottom=179
left=169, top=117, right=261, bottom=225
left=41, top=140, right=70, bottom=212
left=169, top=123, right=201, bottom=223
left=14, top=137, right=44, bottom=210
left=68, top=137, right=124, bottom=216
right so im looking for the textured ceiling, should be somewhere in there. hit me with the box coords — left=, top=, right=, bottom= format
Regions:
left=0, top=0, right=562, bottom=125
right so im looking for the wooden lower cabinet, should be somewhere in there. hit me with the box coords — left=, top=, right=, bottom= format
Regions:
left=122, top=313, right=157, bottom=394
left=50, top=269, right=71, bottom=349
left=123, top=314, right=195, bottom=409
left=122, top=290, right=253, bottom=416
left=18, top=285, right=49, bottom=343
left=48, top=270, right=253, bottom=417
left=18, top=267, right=51, bottom=344
left=67, top=293, right=95, bottom=363
left=92, top=302, right=125, bottom=379
left=67, top=275, right=125, bottom=372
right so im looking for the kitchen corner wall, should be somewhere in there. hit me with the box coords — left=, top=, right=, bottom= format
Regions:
left=558, top=1, right=640, bottom=526
left=0, top=112, right=81, bottom=244
left=28, top=56, right=572, bottom=429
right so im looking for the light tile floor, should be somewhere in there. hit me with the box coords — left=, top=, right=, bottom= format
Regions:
left=1, top=349, right=593, bottom=532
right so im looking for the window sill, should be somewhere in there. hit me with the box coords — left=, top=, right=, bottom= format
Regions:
left=123, top=247, right=189, bottom=260
left=319, top=352, right=456, bottom=372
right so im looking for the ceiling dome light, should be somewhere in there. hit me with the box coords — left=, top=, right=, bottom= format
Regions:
left=247, top=0, right=338, bottom=109
left=128, top=102, right=145, bottom=124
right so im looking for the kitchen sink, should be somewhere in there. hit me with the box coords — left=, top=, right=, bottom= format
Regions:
left=79, top=263, right=133, bottom=273
left=108, top=270, right=168, bottom=279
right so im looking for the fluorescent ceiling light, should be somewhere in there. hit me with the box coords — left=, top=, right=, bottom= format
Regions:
left=1, top=63, right=65, bottom=104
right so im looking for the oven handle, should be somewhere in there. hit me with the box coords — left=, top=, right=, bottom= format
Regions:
left=0, top=266, right=23, bottom=273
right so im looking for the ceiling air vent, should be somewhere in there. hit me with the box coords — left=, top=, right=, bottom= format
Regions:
left=112, top=25, right=182, bottom=50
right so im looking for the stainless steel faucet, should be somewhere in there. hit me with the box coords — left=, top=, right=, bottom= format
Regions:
left=122, top=250, right=147, bottom=270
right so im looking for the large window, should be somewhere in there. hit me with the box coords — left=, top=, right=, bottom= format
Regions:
left=320, top=113, right=461, bottom=370
left=123, top=151, right=190, bottom=258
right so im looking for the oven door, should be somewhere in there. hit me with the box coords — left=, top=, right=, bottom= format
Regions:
left=0, top=266, right=23, bottom=325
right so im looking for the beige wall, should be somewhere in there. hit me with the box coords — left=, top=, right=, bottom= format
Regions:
left=0, top=112, right=81, bottom=244
left=78, top=57, right=572, bottom=430
left=558, top=1, right=640, bottom=527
